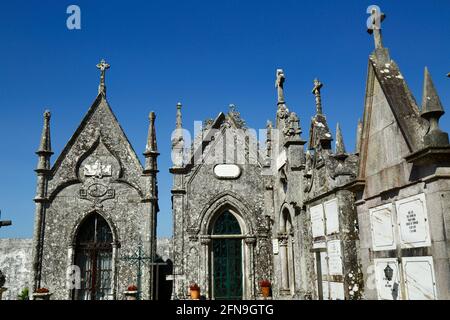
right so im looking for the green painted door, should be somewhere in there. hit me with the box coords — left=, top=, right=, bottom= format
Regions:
left=213, top=238, right=242, bottom=300
left=212, top=211, right=243, bottom=300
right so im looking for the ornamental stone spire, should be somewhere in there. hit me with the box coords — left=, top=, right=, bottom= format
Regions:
left=312, top=78, right=323, bottom=115
left=421, top=67, right=449, bottom=146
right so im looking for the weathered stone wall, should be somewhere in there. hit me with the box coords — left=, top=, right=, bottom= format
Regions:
left=0, top=239, right=33, bottom=300
left=0, top=238, right=173, bottom=300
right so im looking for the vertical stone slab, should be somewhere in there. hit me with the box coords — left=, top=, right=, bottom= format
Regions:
left=324, top=199, right=339, bottom=235
left=310, top=204, right=325, bottom=239
left=369, top=203, right=396, bottom=251
left=374, top=258, right=402, bottom=300
left=402, top=256, right=437, bottom=300
left=396, top=193, right=431, bottom=248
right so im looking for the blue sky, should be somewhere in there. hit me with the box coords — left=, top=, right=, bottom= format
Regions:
left=0, top=0, right=449, bottom=239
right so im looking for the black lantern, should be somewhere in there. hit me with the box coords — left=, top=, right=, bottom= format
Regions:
left=384, top=264, right=394, bottom=281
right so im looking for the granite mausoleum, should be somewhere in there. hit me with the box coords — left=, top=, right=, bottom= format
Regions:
left=0, top=9, right=448, bottom=300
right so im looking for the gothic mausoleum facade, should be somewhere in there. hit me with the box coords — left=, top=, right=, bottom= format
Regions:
left=0, top=9, right=448, bottom=300
left=30, top=60, right=159, bottom=300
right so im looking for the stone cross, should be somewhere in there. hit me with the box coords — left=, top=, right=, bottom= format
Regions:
left=275, top=69, right=285, bottom=105
left=96, top=59, right=110, bottom=95
left=367, top=6, right=386, bottom=49
left=312, top=78, right=323, bottom=115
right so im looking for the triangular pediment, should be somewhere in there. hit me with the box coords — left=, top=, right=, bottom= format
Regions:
left=47, top=94, right=144, bottom=198
left=189, top=111, right=264, bottom=168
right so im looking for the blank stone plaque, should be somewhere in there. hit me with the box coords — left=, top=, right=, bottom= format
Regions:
left=369, top=203, right=395, bottom=251
left=396, top=193, right=431, bottom=248
left=403, top=256, right=437, bottom=300
left=327, top=240, right=343, bottom=275
left=324, top=198, right=339, bottom=235
left=374, top=258, right=402, bottom=300
left=310, top=204, right=325, bottom=238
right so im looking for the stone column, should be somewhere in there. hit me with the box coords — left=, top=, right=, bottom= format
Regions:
left=200, top=235, right=211, bottom=299
left=244, top=236, right=256, bottom=299
left=279, top=234, right=290, bottom=293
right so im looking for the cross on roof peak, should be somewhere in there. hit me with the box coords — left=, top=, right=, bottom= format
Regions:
left=96, top=59, right=110, bottom=95
left=366, top=5, right=386, bottom=50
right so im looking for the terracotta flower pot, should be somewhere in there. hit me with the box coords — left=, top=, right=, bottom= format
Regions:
left=32, top=292, right=52, bottom=300
left=261, top=286, right=271, bottom=298
left=190, top=288, right=200, bottom=300
left=124, top=290, right=138, bottom=300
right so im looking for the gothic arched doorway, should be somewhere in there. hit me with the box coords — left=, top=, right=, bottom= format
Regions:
left=211, top=210, right=243, bottom=300
left=74, top=213, right=113, bottom=300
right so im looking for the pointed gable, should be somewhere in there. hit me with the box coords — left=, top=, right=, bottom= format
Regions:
left=358, top=57, right=428, bottom=197
left=47, top=94, right=144, bottom=199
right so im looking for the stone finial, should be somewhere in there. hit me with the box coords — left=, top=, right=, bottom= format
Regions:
left=96, top=59, right=110, bottom=95
left=367, top=6, right=386, bottom=50
left=421, top=67, right=449, bottom=146
left=176, top=102, right=183, bottom=129
left=266, top=120, right=273, bottom=161
left=335, top=123, right=346, bottom=155
left=312, top=78, right=323, bottom=115
left=145, top=111, right=158, bottom=154
left=37, top=110, right=52, bottom=154
left=275, top=69, right=286, bottom=105
left=355, top=118, right=363, bottom=155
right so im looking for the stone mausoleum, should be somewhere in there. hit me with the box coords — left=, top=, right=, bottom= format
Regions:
left=0, top=9, right=449, bottom=300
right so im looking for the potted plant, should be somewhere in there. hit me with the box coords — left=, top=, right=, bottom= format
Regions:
left=189, top=283, right=200, bottom=300
left=124, top=285, right=138, bottom=300
left=259, top=280, right=271, bottom=298
left=33, top=287, right=52, bottom=300
left=17, top=288, right=29, bottom=300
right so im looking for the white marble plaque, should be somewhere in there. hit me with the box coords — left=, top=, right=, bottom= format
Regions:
left=327, top=240, right=343, bottom=276
left=396, top=193, right=431, bottom=248
left=276, top=150, right=287, bottom=170
left=369, top=203, right=396, bottom=251
left=374, top=258, right=402, bottom=300
left=272, top=238, right=279, bottom=255
left=312, top=241, right=326, bottom=249
left=322, top=281, right=329, bottom=300
left=324, top=198, right=339, bottom=235
left=320, top=251, right=328, bottom=277
left=402, top=256, right=437, bottom=300
left=329, top=282, right=345, bottom=300
left=213, top=164, right=241, bottom=179
left=310, top=204, right=325, bottom=238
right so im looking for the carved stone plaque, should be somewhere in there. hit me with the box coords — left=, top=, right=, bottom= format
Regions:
left=369, top=203, right=395, bottom=251
left=396, top=193, right=431, bottom=248
left=272, top=238, right=279, bottom=255
left=402, top=256, right=437, bottom=300
left=310, top=204, right=325, bottom=238
left=327, top=240, right=343, bottom=276
left=374, top=258, right=402, bottom=300
left=84, top=160, right=112, bottom=178
left=324, top=198, right=339, bottom=235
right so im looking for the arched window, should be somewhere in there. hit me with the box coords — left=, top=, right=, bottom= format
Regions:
left=74, top=213, right=113, bottom=300
left=211, top=210, right=243, bottom=300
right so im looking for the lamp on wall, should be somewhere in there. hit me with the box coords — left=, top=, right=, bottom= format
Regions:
left=384, top=264, right=394, bottom=281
